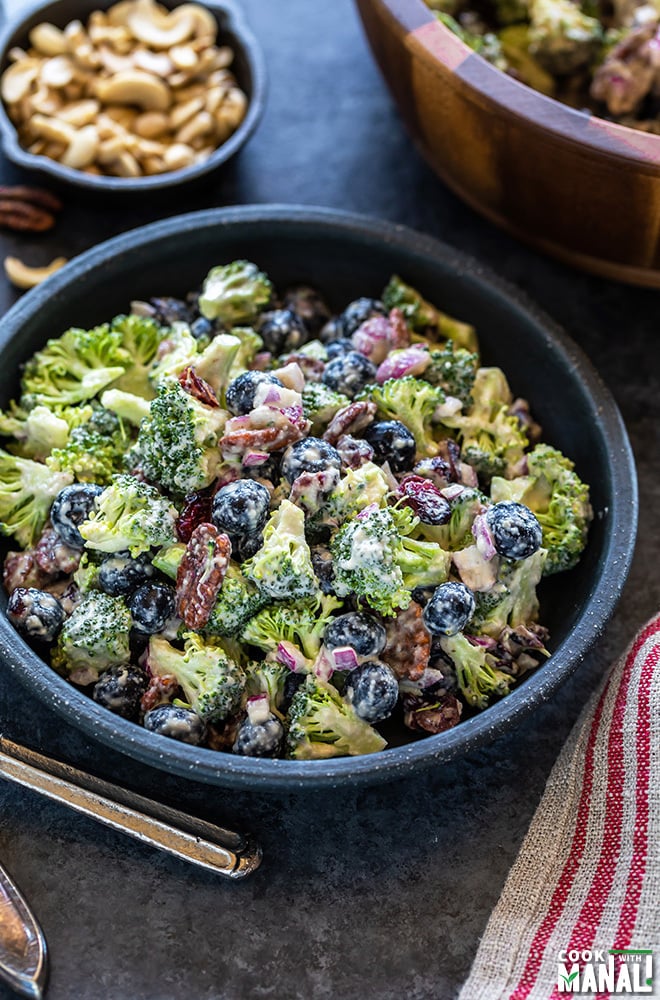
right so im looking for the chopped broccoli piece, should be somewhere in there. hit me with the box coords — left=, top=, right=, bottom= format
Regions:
left=302, top=382, right=351, bottom=434
left=245, top=660, right=289, bottom=717
left=445, top=367, right=528, bottom=481
left=193, top=333, right=242, bottom=398
left=331, top=506, right=411, bottom=617
left=20, top=324, right=130, bottom=408
left=227, top=327, right=264, bottom=381
left=0, top=449, right=73, bottom=547
left=198, top=260, right=273, bottom=325
left=324, top=461, right=390, bottom=525
left=79, top=474, right=178, bottom=556
left=203, top=564, right=269, bottom=637
left=363, top=376, right=447, bottom=458
left=439, top=633, right=512, bottom=709
left=382, top=275, right=478, bottom=353
left=241, top=593, right=343, bottom=660
left=108, top=313, right=165, bottom=398
left=149, top=322, right=199, bottom=388
left=286, top=674, right=387, bottom=759
left=243, top=499, right=319, bottom=602
left=73, top=552, right=101, bottom=593
left=152, top=542, right=186, bottom=579
left=148, top=632, right=245, bottom=723
left=469, top=549, right=547, bottom=636
left=499, top=25, right=557, bottom=96
left=52, top=592, right=131, bottom=682
left=525, top=444, right=593, bottom=575
left=417, top=487, right=488, bottom=550
left=46, top=420, right=128, bottom=485
left=422, top=342, right=479, bottom=406
left=397, top=535, right=452, bottom=590
left=529, top=0, right=602, bottom=75
left=136, top=379, right=226, bottom=497
left=0, top=402, right=91, bottom=461
left=100, top=389, right=152, bottom=426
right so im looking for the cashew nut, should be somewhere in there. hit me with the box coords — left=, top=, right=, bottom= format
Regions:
left=133, top=110, right=169, bottom=138
left=169, top=95, right=203, bottom=129
left=1, top=61, right=39, bottom=103
left=162, top=141, right=195, bottom=170
left=40, top=55, right=75, bottom=88
left=60, top=124, right=99, bottom=168
left=31, top=113, right=75, bottom=144
left=95, top=69, right=170, bottom=110
left=57, top=98, right=100, bottom=126
left=170, top=44, right=197, bottom=70
left=176, top=109, right=212, bottom=145
left=127, top=0, right=195, bottom=49
left=29, top=23, right=68, bottom=56
left=133, top=48, right=174, bottom=77
left=4, top=256, right=68, bottom=289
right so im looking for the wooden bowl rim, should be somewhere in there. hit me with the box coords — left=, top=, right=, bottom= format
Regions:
left=376, top=0, right=660, bottom=169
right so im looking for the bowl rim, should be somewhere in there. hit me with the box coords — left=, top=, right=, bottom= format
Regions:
left=0, top=204, right=639, bottom=788
left=370, top=0, right=660, bottom=170
left=0, top=0, right=267, bottom=191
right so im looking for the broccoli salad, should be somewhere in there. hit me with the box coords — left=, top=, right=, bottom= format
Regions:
left=0, top=263, right=593, bottom=760
left=426, top=0, right=660, bottom=133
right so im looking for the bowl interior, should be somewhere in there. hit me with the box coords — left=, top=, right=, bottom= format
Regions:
left=0, top=207, right=637, bottom=787
left=0, top=0, right=264, bottom=190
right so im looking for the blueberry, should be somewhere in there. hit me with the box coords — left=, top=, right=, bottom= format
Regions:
left=319, top=317, right=345, bottom=344
left=363, top=420, right=416, bottom=474
left=311, top=546, right=336, bottom=595
left=128, top=583, right=176, bottom=634
left=7, top=587, right=64, bottom=642
left=281, top=437, right=342, bottom=483
left=98, top=551, right=154, bottom=597
left=324, top=612, right=386, bottom=657
left=149, top=296, right=192, bottom=325
left=340, top=297, right=387, bottom=336
left=325, top=338, right=355, bottom=360
left=50, top=483, right=105, bottom=549
left=322, top=351, right=377, bottom=398
left=345, top=660, right=399, bottom=723
left=281, top=672, right=305, bottom=714
left=233, top=715, right=284, bottom=757
left=190, top=316, right=215, bottom=340
left=93, top=664, right=149, bottom=720
left=144, top=704, right=206, bottom=745
left=258, top=309, right=308, bottom=354
left=486, top=501, right=543, bottom=561
left=423, top=582, right=476, bottom=636
left=232, top=533, right=264, bottom=562
left=282, top=285, right=331, bottom=336
left=212, top=480, right=271, bottom=538
left=225, top=371, right=284, bottom=415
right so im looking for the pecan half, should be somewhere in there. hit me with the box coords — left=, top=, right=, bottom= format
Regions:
left=178, top=366, right=219, bottom=407
left=141, top=674, right=180, bottom=714
left=383, top=601, right=430, bottom=681
left=0, top=186, right=62, bottom=233
left=0, top=185, right=62, bottom=212
left=176, top=523, right=231, bottom=629
left=402, top=691, right=462, bottom=734
left=323, top=400, right=376, bottom=445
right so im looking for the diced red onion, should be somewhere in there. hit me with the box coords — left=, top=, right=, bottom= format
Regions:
left=246, top=693, right=271, bottom=724
left=313, top=646, right=335, bottom=682
left=376, top=347, right=430, bottom=384
left=472, top=513, right=497, bottom=560
left=459, top=463, right=479, bottom=487
left=332, top=646, right=359, bottom=671
left=243, top=452, right=270, bottom=467
left=356, top=502, right=379, bottom=520
left=252, top=352, right=272, bottom=371
left=441, top=483, right=466, bottom=501
left=352, top=317, right=391, bottom=363
left=276, top=641, right=308, bottom=673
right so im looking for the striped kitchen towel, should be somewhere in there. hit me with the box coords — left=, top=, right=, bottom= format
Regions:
left=459, top=613, right=660, bottom=1000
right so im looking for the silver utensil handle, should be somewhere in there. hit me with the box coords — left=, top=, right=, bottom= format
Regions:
left=0, top=739, right=261, bottom=879
left=0, top=861, right=47, bottom=1000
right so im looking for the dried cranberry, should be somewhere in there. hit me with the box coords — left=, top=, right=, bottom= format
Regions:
left=176, top=482, right=219, bottom=542
left=399, top=476, right=451, bottom=525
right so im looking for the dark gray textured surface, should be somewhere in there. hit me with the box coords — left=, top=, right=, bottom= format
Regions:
left=0, top=1, right=656, bottom=998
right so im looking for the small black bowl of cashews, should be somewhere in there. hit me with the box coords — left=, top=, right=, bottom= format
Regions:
left=0, top=0, right=265, bottom=190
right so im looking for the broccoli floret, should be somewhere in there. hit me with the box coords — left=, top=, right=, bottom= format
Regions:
left=469, top=549, right=547, bottom=636
left=136, top=379, right=226, bottom=497
left=149, top=322, right=199, bottom=388
left=417, top=487, right=488, bottom=550
left=302, top=383, right=351, bottom=434
left=445, top=368, right=528, bottom=481
left=108, top=314, right=166, bottom=398
left=498, top=25, right=557, bottom=96
left=324, top=461, right=390, bottom=526
left=241, top=593, right=343, bottom=660
left=331, top=506, right=411, bottom=617
left=73, top=552, right=101, bottom=593
left=524, top=444, right=593, bottom=575
left=0, top=402, right=91, bottom=461
left=20, top=324, right=130, bottom=408
left=46, top=421, right=128, bottom=485
left=151, top=542, right=186, bottom=579
left=193, top=333, right=242, bottom=398
left=529, top=0, right=602, bottom=75
left=398, top=535, right=452, bottom=590
left=243, top=499, right=319, bottom=602
left=439, top=633, right=512, bottom=709
left=52, top=592, right=131, bottom=683
left=203, top=564, right=269, bottom=637
left=245, top=660, right=289, bottom=716
left=382, top=275, right=478, bottom=353
left=79, top=474, right=177, bottom=557
left=100, top=389, right=152, bottom=426
left=198, top=260, right=273, bottom=325
left=0, top=449, right=73, bottom=547
left=433, top=11, right=508, bottom=68
left=286, top=674, right=387, bottom=759
left=148, top=632, right=245, bottom=723
left=226, top=327, right=264, bottom=381
left=422, top=342, right=479, bottom=406
left=364, top=376, right=447, bottom=458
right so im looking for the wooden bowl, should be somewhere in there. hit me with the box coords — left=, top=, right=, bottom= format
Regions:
left=356, top=0, right=660, bottom=286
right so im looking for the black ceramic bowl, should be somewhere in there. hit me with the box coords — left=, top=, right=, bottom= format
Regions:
left=0, top=206, right=637, bottom=788
left=0, top=0, right=265, bottom=192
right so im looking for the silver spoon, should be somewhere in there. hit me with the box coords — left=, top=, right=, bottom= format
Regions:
left=0, top=736, right=261, bottom=998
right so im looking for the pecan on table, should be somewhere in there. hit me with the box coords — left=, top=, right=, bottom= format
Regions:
left=0, top=185, right=62, bottom=232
